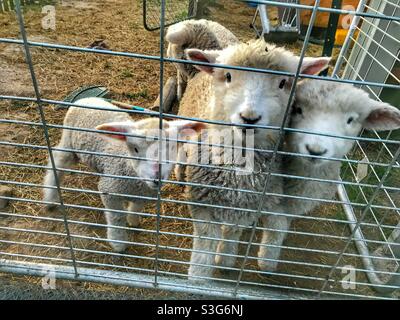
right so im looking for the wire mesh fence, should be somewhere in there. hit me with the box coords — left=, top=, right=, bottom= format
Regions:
left=0, top=0, right=399, bottom=299
left=0, top=0, right=46, bottom=12
left=143, top=0, right=197, bottom=31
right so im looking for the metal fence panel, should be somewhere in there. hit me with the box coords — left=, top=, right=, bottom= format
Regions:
left=0, top=0, right=399, bottom=299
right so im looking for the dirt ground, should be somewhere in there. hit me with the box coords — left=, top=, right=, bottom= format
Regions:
left=0, top=0, right=398, bottom=299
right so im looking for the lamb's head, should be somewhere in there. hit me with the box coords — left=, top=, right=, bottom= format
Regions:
left=288, top=80, right=400, bottom=164
left=96, top=118, right=205, bottom=189
left=166, top=19, right=238, bottom=79
left=185, top=40, right=330, bottom=146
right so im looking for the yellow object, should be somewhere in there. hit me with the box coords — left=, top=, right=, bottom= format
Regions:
left=335, top=29, right=359, bottom=45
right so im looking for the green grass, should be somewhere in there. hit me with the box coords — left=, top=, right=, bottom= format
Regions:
left=124, top=89, right=150, bottom=100
left=0, top=0, right=57, bottom=13
left=120, top=69, right=134, bottom=79
left=339, top=129, right=400, bottom=241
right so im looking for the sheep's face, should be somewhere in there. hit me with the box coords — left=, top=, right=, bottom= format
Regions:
left=212, top=67, right=291, bottom=140
left=185, top=41, right=330, bottom=147
left=96, top=119, right=205, bottom=189
left=288, top=81, right=400, bottom=165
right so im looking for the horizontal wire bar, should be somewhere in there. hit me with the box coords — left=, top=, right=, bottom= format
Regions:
left=364, top=3, right=400, bottom=23
left=2, top=96, right=400, bottom=149
left=1, top=147, right=400, bottom=205
left=1, top=200, right=400, bottom=257
left=2, top=178, right=400, bottom=230
left=0, top=239, right=343, bottom=283
left=2, top=168, right=400, bottom=224
left=0, top=38, right=399, bottom=90
left=5, top=258, right=398, bottom=300
left=0, top=98, right=392, bottom=146
left=1, top=255, right=397, bottom=299
left=1, top=211, right=399, bottom=271
left=0, top=130, right=398, bottom=177
left=2, top=245, right=398, bottom=292
left=3, top=176, right=400, bottom=232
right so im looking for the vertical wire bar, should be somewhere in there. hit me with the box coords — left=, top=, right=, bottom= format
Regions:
left=318, top=146, right=400, bottom=296
left=13, top=0, right=78, bottom=276
left=232, top=0, right=322, bottom=296
left=154, top=0, right=166, bottom=287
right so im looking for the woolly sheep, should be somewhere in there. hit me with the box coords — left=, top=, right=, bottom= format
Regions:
left=177, top=40, right=330, bottom=280
left=43, top=97, right=204, bottom=252
left=166, top=19, right=239, bottom=100
left=258, top=79, right=400, bottom=271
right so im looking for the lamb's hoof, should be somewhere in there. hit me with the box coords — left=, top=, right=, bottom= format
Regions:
left=258, top=259, right=278, bottom=272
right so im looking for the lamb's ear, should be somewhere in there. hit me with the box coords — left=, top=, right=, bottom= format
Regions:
left=185, top=49, right=220, bottom=74
left=300, top=57, right=331, bottom=75
left=165, top=23, right=188, bottom=45
left=96, top=121, right=135, bottom=141
left=170, top=120, right=207, bottom=137
left=363, top=102, right=400, bottom=131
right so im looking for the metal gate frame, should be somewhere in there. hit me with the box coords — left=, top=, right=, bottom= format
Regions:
left=0, top=0, right=399, bottom=299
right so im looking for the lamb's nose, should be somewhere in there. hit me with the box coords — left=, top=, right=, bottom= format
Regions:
left=306, top=144, right=327, bottom=156
left=240, top=113, right=261, bottom=125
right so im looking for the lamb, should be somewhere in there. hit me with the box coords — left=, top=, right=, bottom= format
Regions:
left=177, top=39, right=330, bottom=280
left=166, top=19, right=239, bottom=100
left=257, top=79, right=400, bottom=271
left=43, top=97, right=204, bottom=252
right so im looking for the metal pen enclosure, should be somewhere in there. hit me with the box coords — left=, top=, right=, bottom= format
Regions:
left=0, top=0, right=399, bottom=299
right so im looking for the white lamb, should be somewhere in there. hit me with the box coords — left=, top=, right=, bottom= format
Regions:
left=258, top=79, right=400, bottom=271
left=177, top=39, right=330, bottom=280
left=166, top=19, right=239, bottom=100
left=43, top=97, right=204, bottom=252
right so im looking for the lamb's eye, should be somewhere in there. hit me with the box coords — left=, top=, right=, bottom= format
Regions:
left=279, top=79, right=286, bottom=89
left=347, top=117, right=354, bottom=124
left=134, top=147, right=139, bottom=153
left=292, top=104, right=302, bottom=115
left=225, top=72, right=232, bottom=83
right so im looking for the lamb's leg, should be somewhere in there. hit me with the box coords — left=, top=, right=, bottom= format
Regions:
left=43, top=140, right=76, bottom=210
left=177, top=70, right=186, bottom=101
left=126, top=201, right=144, bottom=227
left=188, top=215, right=221, bottom=281
left=101, top=194, right=129, bottom=252
left=174, top=146, right=188, bottom=181
left=257, top=215, right=289, bottom=272
left=215, top=225, right=243, bottom=270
